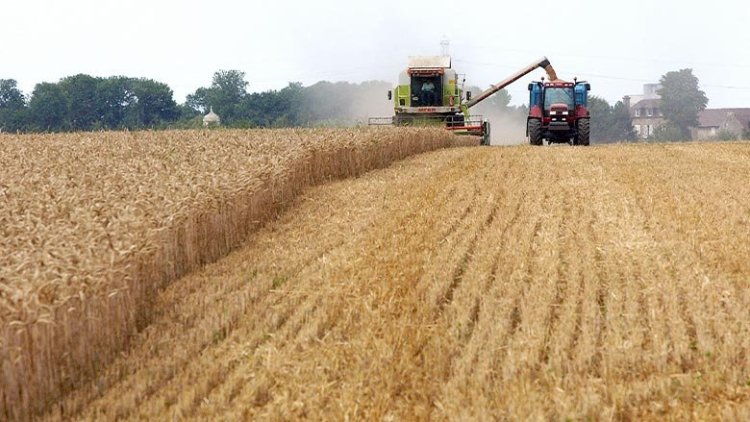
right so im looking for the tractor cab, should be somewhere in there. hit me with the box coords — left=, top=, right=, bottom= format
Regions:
left=543, top=84, right=575, bottom=113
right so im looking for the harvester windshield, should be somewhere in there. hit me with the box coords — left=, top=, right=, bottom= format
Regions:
left=544, top=87, right=575, bottom=110
left=411, top=75, right=442, bottom=107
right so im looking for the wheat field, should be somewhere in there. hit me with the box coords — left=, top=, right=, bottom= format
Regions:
left=0, top=128, right=472, bottom=421
left=26, top=141, right=748, bottom=420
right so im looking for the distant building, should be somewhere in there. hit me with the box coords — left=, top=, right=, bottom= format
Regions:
left=625, top=83, right=662, bottom=109
left=624, top=83, right=750, bottom=140
left=692, top=109, right=750, bottom=140
left=623, top=83, right=665, bottom=139
left=203, top=107, right=221, bottom=127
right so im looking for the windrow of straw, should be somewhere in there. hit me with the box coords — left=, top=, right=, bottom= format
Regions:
left=0, top=127, right=475, bottom=421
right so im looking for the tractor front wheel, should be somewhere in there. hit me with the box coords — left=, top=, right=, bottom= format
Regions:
left=575, top=119, right=590, bottom=146
left=528, top=119, right=543, bottom=146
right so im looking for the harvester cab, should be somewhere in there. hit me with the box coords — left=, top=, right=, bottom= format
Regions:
left=527, top=79, right=591, bottom=146
left=370, top=56, right=558, bottom=146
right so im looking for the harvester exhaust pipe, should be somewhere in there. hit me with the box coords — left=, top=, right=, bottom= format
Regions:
left=465, top=56, right=558, bottom=109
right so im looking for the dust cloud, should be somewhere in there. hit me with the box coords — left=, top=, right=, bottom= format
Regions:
left=469, top=86, right=529, bottom=146
left=301, top=81, right=392, bottom=126
left=481, top=109, right=528, bottom=146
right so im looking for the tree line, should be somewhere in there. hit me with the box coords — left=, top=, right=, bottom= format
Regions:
left=0, top=76, right=180, bottom=132
left=0, top=70, right=392, bottom=133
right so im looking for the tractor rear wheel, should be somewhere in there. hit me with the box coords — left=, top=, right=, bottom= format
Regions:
left=528, top=119, right=543, bottom=146
left=576, top=118, right=590, bottom=146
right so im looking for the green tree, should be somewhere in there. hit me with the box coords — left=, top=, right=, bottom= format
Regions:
left=658, top=69, right=708, bottom=139
left=176, top=103, right=201, bottom=126
left=587, top=96, right=613, bottom=142
left=609, top=101, right=636, bottom=141
left=271, top=82, right=305, bottom=126
left=0, top=79, right=27, bottom=131
left=97, top=76, right=135, bottom=129
left=186, top=70, right=249, bottom=124
left=59, top=74, right=101, bottom=130
left=464, top=86, right=512, bottom=111
left=128, top=78, right=179, bottom=127
left=28, top=83, right=69, bottom=131
left=482, top=88, right=512, bottom=111
left=0, top=79, right=25, bottom=110
left=185, top=87, right=209, bottom=113
left=212, top=70, right=248, bottom=103
left=244, top=88, right=291, bottom=127
left=583, top=96, right=635, bottom=143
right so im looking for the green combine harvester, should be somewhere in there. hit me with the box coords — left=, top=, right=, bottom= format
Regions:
left=370, top=55, right=557, bottom=145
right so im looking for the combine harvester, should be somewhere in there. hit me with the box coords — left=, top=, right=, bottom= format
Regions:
left=370, top=56, right=591, bottom=146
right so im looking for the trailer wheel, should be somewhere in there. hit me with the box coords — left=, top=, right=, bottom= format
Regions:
left=576, top=119, right=590, bottom=146
left=528, top=119, right=543, bottom=146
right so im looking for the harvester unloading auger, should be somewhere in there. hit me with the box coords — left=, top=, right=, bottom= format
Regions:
left=369, top=56, right=561, bottom=145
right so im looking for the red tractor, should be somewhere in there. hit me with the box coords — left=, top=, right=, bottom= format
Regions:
left=527, top=79, right=591, bottom=146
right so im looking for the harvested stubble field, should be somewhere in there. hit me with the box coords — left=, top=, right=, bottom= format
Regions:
left=0, top=127, right=471, bottom=421
left=30, top=140, right=749, bottom=420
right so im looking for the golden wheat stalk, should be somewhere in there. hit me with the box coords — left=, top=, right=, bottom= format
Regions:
left=0, top=127, right=473, bottom=421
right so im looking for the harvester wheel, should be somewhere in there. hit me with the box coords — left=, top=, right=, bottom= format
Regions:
left=576, top=119, right=590, bottom=146
left=528, top=119, right=543, bottom=146
left=481, top=121, right=491, bottom=146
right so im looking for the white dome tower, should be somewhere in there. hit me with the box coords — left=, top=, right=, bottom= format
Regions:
left=203, top=107, right=221, bottom=127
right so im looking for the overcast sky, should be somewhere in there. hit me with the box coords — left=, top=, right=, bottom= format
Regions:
left=3, top=0, right=750, bottom=108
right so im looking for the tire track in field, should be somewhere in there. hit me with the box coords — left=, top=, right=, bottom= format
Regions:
left=540, top=153, right=600, bottom=376
left=433, top=150, right=535, bottom=417
left=434, top=148, right=552, bottom=418
left=420, top=154, right=521, bottom=391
